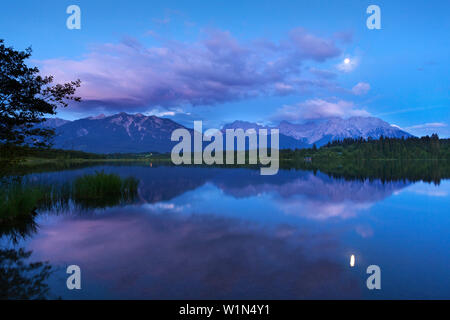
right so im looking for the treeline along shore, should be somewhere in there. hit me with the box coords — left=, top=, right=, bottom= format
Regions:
left=1, top=135, right=449, bottom=183
left=2, top=134, right=449, bottom=163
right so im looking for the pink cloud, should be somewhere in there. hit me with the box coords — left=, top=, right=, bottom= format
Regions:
left=333, top=31, right=354, bottom=44
left=38, top=29, right=342, bottom=112
left=352, top=82, right=371, bottom=95
left=406, top=122, right=447, bottom=129
left=272, top=99, right=370, bottom=121
left=289, top=28, right=341, bottom=62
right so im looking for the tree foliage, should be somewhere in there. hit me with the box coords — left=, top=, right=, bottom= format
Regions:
left=281, top=135, right=450, bottom=161
left=0, top=39, right=80, bottom=150
left=0, top=248, right=53, bottom=300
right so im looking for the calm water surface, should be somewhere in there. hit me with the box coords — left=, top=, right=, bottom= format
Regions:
left=2, top=165, right=449, bottom=299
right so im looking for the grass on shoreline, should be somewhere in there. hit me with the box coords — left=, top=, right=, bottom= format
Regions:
left=0, top=171, right=139, bottom=223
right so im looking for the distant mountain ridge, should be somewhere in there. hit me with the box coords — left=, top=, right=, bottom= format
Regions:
left=50, top=112, right=188, bottom=153
left=39, top=118, right=71, bottom=128
left=44, top=113, right=413, bottom=153
left=222, top=117, right=412, bottom=147
left=222, top=120, right=310, bottom=150
left=278, top=117, right=412, bottom=145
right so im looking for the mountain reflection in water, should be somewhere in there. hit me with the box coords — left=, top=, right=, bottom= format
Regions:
left=1, top=165, right=449, bottom=299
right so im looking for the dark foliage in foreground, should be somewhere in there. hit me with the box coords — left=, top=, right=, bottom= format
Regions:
left=0, top=248, right=53, bottom=300
left=0, top=39, right=80, bottom=161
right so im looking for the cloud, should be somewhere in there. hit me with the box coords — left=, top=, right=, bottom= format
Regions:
left=289, top=28, right=341, bottom=62
left=274, top=82, right=295, bottom=94
left=375, top=106, right=446, bottom=117
left=38, top=28, right=343, bottom=112
left=309, top=68, right=337, bottom=79
left=352, top=82, right=371, bottom=95
left=406, top=122, right=447, bottom=130
left=400, top=122, right=449, bottom=138
left=333, top=31, right=353, bottom=44
left=153, top=110, right=175, bottom=117
left=336, top=56, right=359, bottom=73
left=272, top=99, right=370, bottom=121
left=146, top=106, right=190, bottom=118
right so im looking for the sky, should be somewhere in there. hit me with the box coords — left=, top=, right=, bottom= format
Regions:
left=0, top=0, right=449, bottom=137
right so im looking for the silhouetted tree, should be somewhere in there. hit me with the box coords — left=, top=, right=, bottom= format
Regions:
left=0, top=247, right=53, bottom=300
left=0, top=39, right=81, bottom=155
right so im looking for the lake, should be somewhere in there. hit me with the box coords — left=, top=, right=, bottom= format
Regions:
left=1, top=164, right=449, bottom=299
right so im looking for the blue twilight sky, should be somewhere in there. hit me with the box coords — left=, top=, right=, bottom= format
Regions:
left=0, top=0, right=449, bottom=137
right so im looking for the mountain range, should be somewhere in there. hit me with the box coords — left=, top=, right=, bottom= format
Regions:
left=42, top=113, right=413, bottom=153
left=48, top=113, right=187, bottom=153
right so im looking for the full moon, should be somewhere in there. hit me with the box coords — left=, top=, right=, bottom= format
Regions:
left=344, top=58, right=350, bottom=64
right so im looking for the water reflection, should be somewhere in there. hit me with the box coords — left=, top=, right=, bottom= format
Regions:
left=350, top=255, right=355, bottom=267
left=0, top=211, right=38, bottom=244
left=210, top=170, right=410, bottom=220
left=1, top=165, right=449, bottom=299
left=28, top=208, right=360, bottom=299
left=0, top=247, right=53, bottom=300
left=28, top=166, right=411, bottom=220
